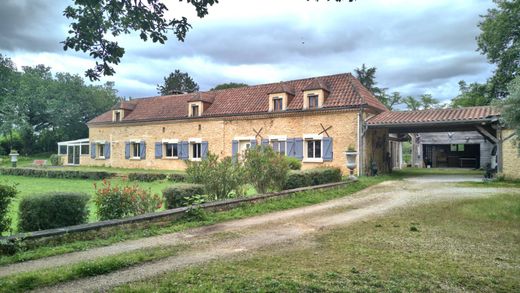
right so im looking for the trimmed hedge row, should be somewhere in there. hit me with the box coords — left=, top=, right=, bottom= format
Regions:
left=284, top=168, right=343, bottom=190
left=127, top=172, right=187, bottom=182
left=18, top=192, right=90, bottom=232
left=162, top=184, right=204, bottom=209
left=0, top=168, right=114, bottom=180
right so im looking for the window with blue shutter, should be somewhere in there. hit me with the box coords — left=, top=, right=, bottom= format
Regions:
left=287, top=138, right=295, bottom=157
left=155, top=142, right=163, bottom=159
left=232, top=140, right=239, bottom=161
left=125, top=142, right=130, bottom=159
left=294, top=138, right=304, bottom=160
left=322, top=137, right=333, bottom=161
left=261, top=138, right=269, bottom=146
left=140, top=141, right=146, bottom=159
left=91, top=143, right=96, bottom=159
left=104, top=142, right=110, bottom=159
left=250, top=139, right=257, bottom=148
left=179, top=141, right=189, bottom=160
left=201, top=141, right=208, bottom=159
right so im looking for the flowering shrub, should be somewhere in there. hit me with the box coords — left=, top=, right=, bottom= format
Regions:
left=93, top=180, right=163, bottom=220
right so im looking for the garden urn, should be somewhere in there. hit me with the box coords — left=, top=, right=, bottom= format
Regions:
left=345, top=151, right=358, bottom=178
left=9, top=150, right=19, bottom=168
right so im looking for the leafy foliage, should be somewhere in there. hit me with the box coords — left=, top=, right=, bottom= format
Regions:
left=496, top=76, right=520, bottom=147
left=243, top=146, right=289, bottom=194
left=128, top=173, right=167, bottom=182
left=477, top=0, right=520, bottom=98
left=62, top=0, right=218, bottom=80
left=93, top=180, right=163, bottom=220
left=18, top=192, right=90, bottom=232
left=157, top=69, right=199, bottom=95
left=0, top=168, right=114, bottom=180
left=185, top=153, right=246, bottom=199
left=284, top=168, right=342, bottom=190
left=210, top=82, right=248, bottom=91
left=284, top=156, right=302, bottom=170
left=402, top=94, right=441, bottom=111
left=0, top=183, right=17, bottom=233
left=49, top=154, right=62, bottom=166
left=162, top=184, right=205, bottom=209
left=0, top=55, right=119, bottom=154
left=451, top=81, right=493, bottom=108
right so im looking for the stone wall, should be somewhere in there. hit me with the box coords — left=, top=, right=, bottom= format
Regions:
left=502, top=129, right=520, bottom=179
left=84, top=110, right=361, bottom=174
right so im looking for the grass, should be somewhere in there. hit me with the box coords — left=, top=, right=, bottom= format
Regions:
left=113, top=193, right=520, bottom=293
left=0, top=244, right=187, bottom=293
left=0, top=175, right=392, bottom=266
left=1, top=175, right=173, bottom=233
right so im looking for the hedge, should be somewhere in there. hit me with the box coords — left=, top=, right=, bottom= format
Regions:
left=162, top=184, right=205, bottom=209
left=284, top=168, right=342, bottom=190
left=128, top=173, right=167, bottom=182
left=167, top=173, right=186, bottom=182
left=0, top=168, right=114, bottom=180
left=18, top=192, right=90, bottom=232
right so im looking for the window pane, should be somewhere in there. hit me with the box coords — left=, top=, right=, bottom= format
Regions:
left=193, top=143, right=201, bottom=158
left=450, top=144, right=457, bottom=152
left=307, top=141, right=314, bottom=158
left=458, top=144, right=465, bottom=152
left=59, top=145, right=67, bottom=155
left=99, top=144, right=105, bottom=157
left=172, top=143, right=178, bottom=157
left=315, top=140, right=321, bottom=158
left=81, top=145, right=89, bottom=155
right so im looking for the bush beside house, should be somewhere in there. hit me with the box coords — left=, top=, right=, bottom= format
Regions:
left=162, top=184, right=205, bottom=209
left=18, top=192, right=90, bottom=232
left=0, top=168, right=114, bottom=180
left=0, top=183, right=17, bottom=233
left=285, top=168, right=343, bottom=190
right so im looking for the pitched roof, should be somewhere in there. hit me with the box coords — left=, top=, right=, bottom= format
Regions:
left=302, top=78, right=330, bottom=92
left=269, top=82, right=295, bottom=95
left=89, top=73, right=388, bottom=124
left=366, top=106, right=500, bottom=126
left=187, top=92, right=216, bottom=104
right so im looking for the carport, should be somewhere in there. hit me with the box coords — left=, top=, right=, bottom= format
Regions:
left=363, top=106, right=510, bottom=174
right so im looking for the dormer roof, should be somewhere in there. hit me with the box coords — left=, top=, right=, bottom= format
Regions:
left=269, top=82, right=295, bottom=96
left=111, top=101, right=137, bottom=111
left=302, top=78, right=330, bottom=92
left=188, top=92, right=216, bottom=104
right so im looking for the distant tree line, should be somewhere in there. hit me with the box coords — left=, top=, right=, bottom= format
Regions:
left=0, top=54, right=119, bottom=155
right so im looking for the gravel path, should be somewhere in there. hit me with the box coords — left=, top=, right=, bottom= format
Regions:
left=1, top=175, right=516, bottom=292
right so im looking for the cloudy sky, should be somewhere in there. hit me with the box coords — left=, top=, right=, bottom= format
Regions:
left=1, top=0, right=495, bottom=104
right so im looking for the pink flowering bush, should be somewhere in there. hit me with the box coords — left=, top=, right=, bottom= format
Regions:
left=93, top=180, right=163, bottom=220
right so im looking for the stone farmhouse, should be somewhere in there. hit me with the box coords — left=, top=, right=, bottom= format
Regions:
left=61, top=72, right=519, bottom=179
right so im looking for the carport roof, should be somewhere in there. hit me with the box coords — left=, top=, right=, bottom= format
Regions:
left=366, top=106, right=499, bottom=127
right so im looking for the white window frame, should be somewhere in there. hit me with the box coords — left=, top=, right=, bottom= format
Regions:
left=303, top=134, right=323, bottom=163
left=189, top=138, right=202, bottom=161
left=131, top=142, right=141, bottom=159
left=164, top=142, right=179, bottom=159
left=308, top=94, right=319, bottom=109
left=268, top=135, right=287, bottom=156
left=97, top=143, right=105, bottom=159
left=273, top=97, right=283, bottom=111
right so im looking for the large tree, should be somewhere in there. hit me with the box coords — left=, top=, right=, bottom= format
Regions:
left=210, top=82, right=248, bottom=91
left=497, top=76, right=520, bottom=144
left=402, top=94, right=440, bottom=111
left=477, top=0, right=520, bottom=98
left=62, top=0, right=218, bottom=80
left=354, top=64, right=397, bottom=109
left=157, top=70, right=199, bottom=95
left=451, top=81, right=492, bottom=108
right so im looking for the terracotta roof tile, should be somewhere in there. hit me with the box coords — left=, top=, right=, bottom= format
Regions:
left=366, top=106, right=499, bottom=125
left=89, top=73, right=388, bottom=124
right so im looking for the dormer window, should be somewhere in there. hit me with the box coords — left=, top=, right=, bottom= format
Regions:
left=308, top=95, right=319, bottom=109
left=188, top=101, right=203, bottom=117
left=115, top=111, right=121, bottom=121
left=273, top=97, right=283, bottom=111
left=192, top=104, right=200, bottom=116
left=112, top=110, right=123, bottom=122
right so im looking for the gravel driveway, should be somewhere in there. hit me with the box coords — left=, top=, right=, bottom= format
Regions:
left=1, top=175, right=516, bottom=293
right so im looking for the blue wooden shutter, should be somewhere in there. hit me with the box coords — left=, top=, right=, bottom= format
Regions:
left=140, top=141, right=146, bottom=159
left=272, top=141, right=279, bottom=153
left=294, top=138, right=304, bottom=160
left=232, top=140, right=239, bottom=161
left=180, top=141, right=189, bottom=160
left=261, top=139, right=269, bottom=147
left=155, top=142, right=162, bottom=159
left=322, top=137, right=333, bottom=161
left=250, top=139, right=257, bottom=148
left=287, top=138, right=295, bottom=157
left=90, top=143, right=96, bottom=159
left=201, top=141, right=208, bottom=159
left=125, top=142, right=130, bottom=159
left=104, top=142, right=110, bottom=159
left=280, top=141, right=286, bottom=155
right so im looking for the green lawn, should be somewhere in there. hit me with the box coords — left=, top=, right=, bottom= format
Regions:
left=114, top=193, right=520, bottom=292
left=1, top=175, right=174, bottom=233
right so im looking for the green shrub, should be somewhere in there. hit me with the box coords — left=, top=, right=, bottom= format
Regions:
left=185, top=153, right=246, bottom=200
left=128, top=173, right=167, bottom=182
left=0, top=168, right=114, bottom=180
left=244, top=146, right=289, bottom=194
left=18, top=192, right=90, bottom=232
left=284, top=156, right=302, bottom=170
left=284, top=168, right=342, bottom=190
left=93, top=180, right=163, bottom=220
left=162, top=184, right=205, bottom=209
left=49, top=154, right=62, bottom=166
left=0, top=183, right=17, bottom=233
left=167, top=173, right=186, bottom=182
